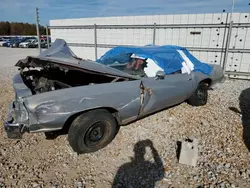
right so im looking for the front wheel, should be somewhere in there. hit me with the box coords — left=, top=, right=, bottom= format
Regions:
left=68, top=109, right=118, bottom=154
left=187, top=82, right=208, bottom=106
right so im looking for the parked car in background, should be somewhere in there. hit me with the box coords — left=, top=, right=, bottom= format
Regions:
left=27, top=39, right=38, bottom=48
left=43, top=40, right=52, bottom=48
left=10, top=38, right=27, bottom=48
left=2, top=38, right=18, bottom=47
left=40, top=35, right=47, bottom=40
left=19, top=38, right=36, bottom=48
left=40, top=40, right=48, bottom=48
left=43, top=38, right=51, bottom=48
left=44, top=42, right=51, bottom=48
left=4, top=39, right=225, bottom=154
left=28, top=39, right=46, bottom=48
left=0, top=39, right=11, bottom=47
left=28, top=38, right=51, bottom=48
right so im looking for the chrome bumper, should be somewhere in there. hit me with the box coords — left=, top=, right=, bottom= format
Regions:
left=4, top=102, right=26, bottom=139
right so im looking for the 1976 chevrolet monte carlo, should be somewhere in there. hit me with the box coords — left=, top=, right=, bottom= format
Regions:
left=4, top=39, right=224, bottom=154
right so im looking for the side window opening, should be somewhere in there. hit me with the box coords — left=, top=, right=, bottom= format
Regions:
left=125, top=58, right=148, bottom=77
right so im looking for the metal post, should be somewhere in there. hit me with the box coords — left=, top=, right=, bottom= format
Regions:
left=46, top=25, right=49, bottom=49
left=153, top=23, right=156, bottom=45
left=222, top=21, right=233, bottom=72
left=220, top=13, right=229, bottom=66
left=94, top=24, right=97, bottom=61
left=229, top=0, right=235, bottom=23
left=35, top=8, right=41, bottom=53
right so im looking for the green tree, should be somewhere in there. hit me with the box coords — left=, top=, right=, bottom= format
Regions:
left=0, top=21, right=49, bottom=35
left=0, top=21, right=11, bottom=35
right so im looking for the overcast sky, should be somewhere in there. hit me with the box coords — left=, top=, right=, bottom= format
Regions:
left=0, top=0, right=249, bottom=25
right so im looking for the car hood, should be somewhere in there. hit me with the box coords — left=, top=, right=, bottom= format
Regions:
left=16, top=39, right=139, bottom=80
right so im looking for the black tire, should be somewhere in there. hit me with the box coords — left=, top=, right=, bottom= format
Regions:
left=187, top=82, right=208, bottom=106
left=68, top=109, right=117, bottom=154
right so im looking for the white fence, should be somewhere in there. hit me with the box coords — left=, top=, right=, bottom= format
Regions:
left=49, top=13, right=250, bottom=79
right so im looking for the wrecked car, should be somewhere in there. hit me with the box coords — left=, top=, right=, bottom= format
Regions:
left=4, top=39, right=224, bottom=154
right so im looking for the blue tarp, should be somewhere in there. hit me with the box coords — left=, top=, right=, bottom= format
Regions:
left=97, top=45, right=213, bottom=75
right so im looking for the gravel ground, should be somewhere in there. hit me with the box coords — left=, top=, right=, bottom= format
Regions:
left=0, top=48, right=39, bottom=68
left=0, top=48, right=250, bottom=188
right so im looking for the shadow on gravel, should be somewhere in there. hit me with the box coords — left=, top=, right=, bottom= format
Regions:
left=239, top=88, right=250, bottom=152
left=228, top=107, right=241, bottom=115
left=112, top=139, right=165, bottom=188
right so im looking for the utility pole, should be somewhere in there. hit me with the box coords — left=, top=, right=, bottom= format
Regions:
left=223, top=0, right=235, bottom=73
left=46, top=25, right=50, bottom=49
left=35, top=7, right=41, bottom=54
left=229, top=0, right=235, bottom=23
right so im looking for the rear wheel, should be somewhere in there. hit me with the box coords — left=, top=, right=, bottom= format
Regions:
left=68, top=109, right=117, bottom=154
left=187, top=82, right=208, bottom=106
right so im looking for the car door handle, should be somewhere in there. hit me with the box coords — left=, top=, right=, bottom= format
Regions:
left=188, top=78, right=192, bottom=81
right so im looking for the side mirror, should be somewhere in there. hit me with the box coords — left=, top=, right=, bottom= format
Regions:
left=155, top=70, right=166, bottom=80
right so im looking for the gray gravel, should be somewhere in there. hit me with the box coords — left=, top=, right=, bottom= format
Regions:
left=0, top=48, right=249, bottom=187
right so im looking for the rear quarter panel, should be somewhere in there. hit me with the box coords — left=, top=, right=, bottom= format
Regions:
left=191, top=64, right=224, bottom=89
left=191, top=72, right=210, bottom=90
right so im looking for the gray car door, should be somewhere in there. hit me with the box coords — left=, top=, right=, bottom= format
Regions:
left=139, top=73, right=193, bottom=116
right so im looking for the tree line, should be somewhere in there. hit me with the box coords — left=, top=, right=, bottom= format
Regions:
left=0, top=21, right=49, bottom=35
